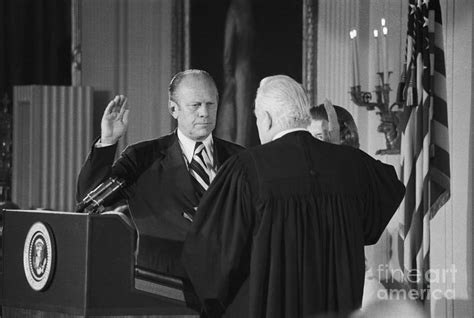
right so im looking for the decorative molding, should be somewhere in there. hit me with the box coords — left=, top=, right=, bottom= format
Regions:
left=184, top=0, right=191, bottom=70
left=71, top=0, right=82, bottom=86
left=171, top=0, right=181, bottom=73
left=171, top=0, right=191, bottom=73
left=303, top=0, right=318, bottom=105
left=171, top=0, right=186, bottom=73
left=0, top=93, right=13, bottom=201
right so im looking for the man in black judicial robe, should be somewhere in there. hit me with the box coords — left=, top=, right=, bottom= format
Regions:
left=182, top=75, right=405, bottom=317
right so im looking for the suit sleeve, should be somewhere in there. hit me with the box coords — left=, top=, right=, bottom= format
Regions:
left=182, top=155, right=254, bottom=317
left=76, top=140, right=142, bottom=203
left=362, top=155, right=406, bottom=245
left=76, top=140, right=118, bottom=202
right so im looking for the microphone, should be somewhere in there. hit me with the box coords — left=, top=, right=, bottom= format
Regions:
left=76, top=177, right=126, bottom=213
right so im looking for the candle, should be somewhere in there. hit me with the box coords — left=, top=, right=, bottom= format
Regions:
left=373, top=30, right=380, bottom=72
left=353, top=29, right=360, bottom=86
left=382, top=26, right=388, bottom=84
left=373, top=29, right=380, bottom=84
left=350, top=30, right=356, bottom=87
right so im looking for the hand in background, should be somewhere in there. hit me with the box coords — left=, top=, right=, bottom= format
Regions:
left=101, top=95, right=130, bottom=145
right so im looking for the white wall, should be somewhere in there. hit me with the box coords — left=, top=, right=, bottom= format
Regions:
left=317, top=1, right=474, bottom=317
left=81, top=0, right=175, bottom=147
left=316, top=0, right=406, bottom=155
left=430, top=0, right=474, bottom=317
left=316, top=0, right=407, bottom=286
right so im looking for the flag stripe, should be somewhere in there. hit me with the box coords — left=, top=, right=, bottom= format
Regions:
left=430, top=165, right=451, bottom=192
left=431, top=120, right=449, bottom=152
left=432, top=95, right=448, bottom=130
left=403, top=168, right=416, bottom=235
left=397, top=0, right=450, bottom=300
left=430, top=144, right=450, bottom=177
left=433, top=46, right=446, bottom=75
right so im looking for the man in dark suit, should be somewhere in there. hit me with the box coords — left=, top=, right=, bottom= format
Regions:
left=182, top=75, right=405, bottom=317
left=77, top=69, right=243, bottom=279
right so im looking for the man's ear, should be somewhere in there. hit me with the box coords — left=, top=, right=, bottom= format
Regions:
left=168, top=100, right=179, bottom=119
left=264, top=111, right=273, bottom=130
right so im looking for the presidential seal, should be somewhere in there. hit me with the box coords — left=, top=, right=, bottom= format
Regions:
left=23, top=222, right=55, bottom=291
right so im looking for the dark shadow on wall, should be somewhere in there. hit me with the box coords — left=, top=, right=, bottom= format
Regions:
left=190, top=0, right=302, bottom=93
left=190, top=0, right=302, bottom=147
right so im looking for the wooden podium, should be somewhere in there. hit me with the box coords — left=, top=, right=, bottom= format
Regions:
left=0, top=209, right=199, bottom=317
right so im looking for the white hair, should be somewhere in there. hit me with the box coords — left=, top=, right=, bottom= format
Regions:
left=255, top=75, right=311, bottom=129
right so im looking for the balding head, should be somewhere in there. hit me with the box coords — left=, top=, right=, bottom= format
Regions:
left=169, top=69, right=218, bottom=104
left=254, top=75, right=311, bottom=143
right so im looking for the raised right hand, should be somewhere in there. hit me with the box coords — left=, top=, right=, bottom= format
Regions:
left=100, top=95, right=130, bottom=145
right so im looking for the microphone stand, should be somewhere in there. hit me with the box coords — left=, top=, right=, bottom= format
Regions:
left=76, top=177, right=126, bottom=214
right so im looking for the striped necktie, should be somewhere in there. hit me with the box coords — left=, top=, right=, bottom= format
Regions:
left=189, top=142, right=211, bottom=198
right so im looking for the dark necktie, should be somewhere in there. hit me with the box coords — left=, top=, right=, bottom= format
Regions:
left=188, top=142, right=211, bottom=198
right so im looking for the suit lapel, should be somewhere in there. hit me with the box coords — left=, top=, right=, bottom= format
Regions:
left=147, top=134, right=231, bottom=208
left=157, top=133, right=198, bottom=207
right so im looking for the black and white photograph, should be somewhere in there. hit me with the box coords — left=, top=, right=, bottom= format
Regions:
left=0, top=0, right=470, bottom=317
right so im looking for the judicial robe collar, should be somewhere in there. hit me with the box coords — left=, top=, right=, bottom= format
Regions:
left=272, top=128, right=310, bottom=141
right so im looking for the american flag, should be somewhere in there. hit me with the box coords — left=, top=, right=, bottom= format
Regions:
left=397, top=0, right=450, bottom=299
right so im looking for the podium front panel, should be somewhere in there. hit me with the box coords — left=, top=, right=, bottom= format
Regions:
left=1, top=210, right=89, bottom=315
left=0, top=210, right=198, bottom=317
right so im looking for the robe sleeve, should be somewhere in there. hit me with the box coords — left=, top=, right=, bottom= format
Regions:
left=361, top=154, right=406, bottom=245
left=182, top=155, right=254, bottom=317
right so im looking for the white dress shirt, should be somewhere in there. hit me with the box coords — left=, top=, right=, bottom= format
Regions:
left=177, top=129, right=217, bottom=180
left=95, top=129, right=217, bottom=179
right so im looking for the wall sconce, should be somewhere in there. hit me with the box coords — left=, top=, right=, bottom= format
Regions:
left=350, top=77, right=402, bottom=155
left=349, top=22, right=402, bottom=155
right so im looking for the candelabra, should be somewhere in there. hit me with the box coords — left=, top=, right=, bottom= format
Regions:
left=350, top=73, right=402, bottom=155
